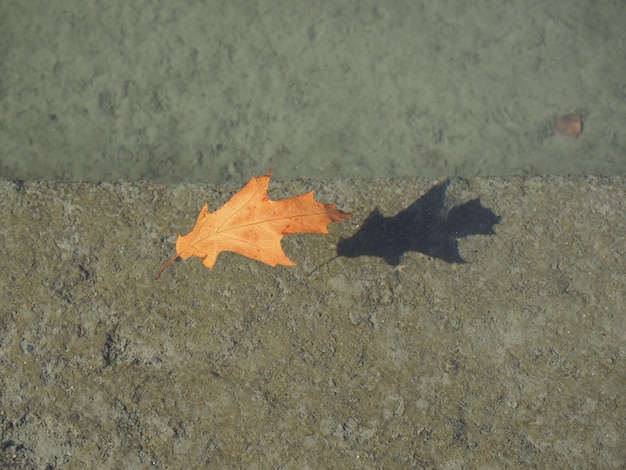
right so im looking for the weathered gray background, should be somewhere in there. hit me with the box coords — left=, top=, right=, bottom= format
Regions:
left=1, top=0, right=625, bottom=183
left=1, top=175, right=624, bottom=468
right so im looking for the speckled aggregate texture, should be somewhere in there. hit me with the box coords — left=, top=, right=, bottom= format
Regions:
left=0, top=176, right=624, bottom=468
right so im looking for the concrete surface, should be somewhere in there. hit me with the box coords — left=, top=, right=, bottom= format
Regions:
left=2, top=1, right=626, bottom=183
left=0, top=175, right=624, bottom=468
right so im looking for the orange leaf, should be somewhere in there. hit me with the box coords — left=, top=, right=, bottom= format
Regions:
left=156, top=169, right=352, bottom=278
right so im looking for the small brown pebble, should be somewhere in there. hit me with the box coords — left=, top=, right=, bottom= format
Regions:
left=554, top=113, right=583, bottom=138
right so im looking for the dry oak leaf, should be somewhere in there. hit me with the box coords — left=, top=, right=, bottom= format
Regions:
left=156, top=169, right=352, bottom=278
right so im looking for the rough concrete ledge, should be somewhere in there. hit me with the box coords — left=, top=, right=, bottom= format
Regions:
left=1, top=175, right=624, bottom=468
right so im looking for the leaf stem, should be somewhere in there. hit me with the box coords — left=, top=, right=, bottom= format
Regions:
left=155, top=254, right=179, bottom=280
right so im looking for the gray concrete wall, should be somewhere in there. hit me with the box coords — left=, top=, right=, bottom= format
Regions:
left=2, top=1, right=625, bottom=183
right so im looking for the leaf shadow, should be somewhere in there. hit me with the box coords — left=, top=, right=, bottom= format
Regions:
left=337, top=180, right=501, bottom=265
